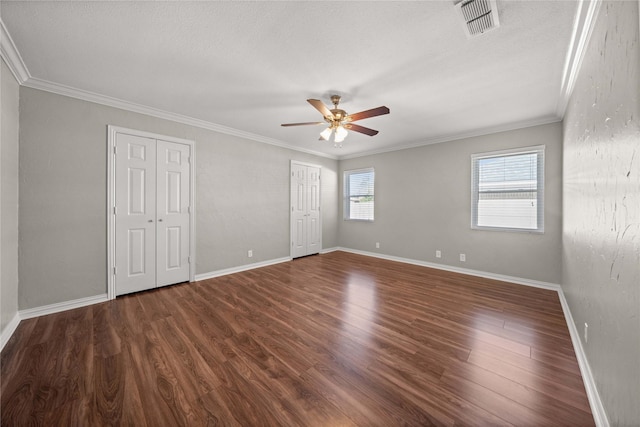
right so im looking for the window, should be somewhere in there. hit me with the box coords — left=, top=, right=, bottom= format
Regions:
left=471, top=146, right=544, bottom=232
left=344, top=168, right=374, bottom=221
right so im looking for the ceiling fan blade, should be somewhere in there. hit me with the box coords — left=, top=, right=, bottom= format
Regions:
left=281, top=122, right=325, bottom=127
left=345, top=123, right=379, bottom=136
left=346, top=106, right=390, bottom=122
left=307, top=99, right=334, bottom=119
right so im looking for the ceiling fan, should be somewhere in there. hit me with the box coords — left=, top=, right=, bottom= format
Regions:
left=281, top=95, right=390, bottom=147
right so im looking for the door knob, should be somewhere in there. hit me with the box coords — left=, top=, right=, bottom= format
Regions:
left=158, top=219, right=163, bottom=222
left=148, top=219, right=153, bottom=223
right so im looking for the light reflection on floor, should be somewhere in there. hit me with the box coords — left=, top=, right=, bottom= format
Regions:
left=338, top=271, right=378, bottom=361
left=462, top=307, right=542, bottom=409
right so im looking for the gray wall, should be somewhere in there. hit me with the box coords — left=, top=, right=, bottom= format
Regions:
left=562, top=1, right=640, bottom=425
left=339, top=122, right=563, bottom=284
left=18, top=87, right=338, bottom=310
left=1, top=59, right=20, bottom=333
left=6, top=6, right=640, bottom=421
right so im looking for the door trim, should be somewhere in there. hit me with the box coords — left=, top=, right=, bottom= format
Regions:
left=107, top=126, right=196, bottom=300
left=290, top=160, right=322, bottom=259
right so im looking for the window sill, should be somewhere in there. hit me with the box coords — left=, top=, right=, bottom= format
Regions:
left=471, top=225, right=544, bottom=234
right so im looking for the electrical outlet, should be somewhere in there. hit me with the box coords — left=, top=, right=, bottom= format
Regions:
left=436, top=250, right=442, bottom=258
left=376, top=242, right=380, bottom=249
left=460, top=253, right=466, bottom=262
left=248, top=250, right=253, bottom=258
left=584, top=323, right=588, bottom=343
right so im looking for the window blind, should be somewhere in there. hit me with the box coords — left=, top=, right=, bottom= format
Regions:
left=344, top=168, right=375, bottom=221
left=471, top=146, right=544, bottom=232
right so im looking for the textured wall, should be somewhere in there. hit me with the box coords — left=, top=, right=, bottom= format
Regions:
left=1, top=59, right=20, bottom=333
left=562, top=1, right=640, bottom=425
left=339, top=122, right=563, bottom=284
left=18, top=87, right=338, bottom=309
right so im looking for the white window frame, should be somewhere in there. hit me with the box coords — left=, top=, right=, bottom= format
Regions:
left=344, top=167, right=375, bottom=221
left=471, top=145, right=544, bottom=233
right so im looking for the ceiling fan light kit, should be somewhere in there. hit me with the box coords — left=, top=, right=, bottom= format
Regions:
left=282, top=95, right=390, bottom=148
left=319, top=127, right=333, bottom=142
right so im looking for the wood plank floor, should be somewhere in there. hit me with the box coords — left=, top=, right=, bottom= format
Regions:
left=1, top=251, right=594, bottom=426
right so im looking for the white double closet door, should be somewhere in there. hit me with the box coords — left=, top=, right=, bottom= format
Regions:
left=114, top=133, right=191, bottom=296
left=291, top=162, right=321, bottom=258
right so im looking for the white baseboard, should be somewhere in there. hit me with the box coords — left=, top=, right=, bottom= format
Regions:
left=320, top=246, right=339, bottom=254
left=557, top=291, right=609, bottom=427
left=0, top=249, right=607, bottom=426
left=2, top=255, right=296, bottom=348
left=195, top=256, right=292, bottom=282
left=336, top=247, right=561, bottom=291
left=18, top=293, right=109, bottom=320
left=1, top=293, right=109, bottom=352
left=0, top=312, right=21, bottom=352
left=337, top=247, right=607, bottom=426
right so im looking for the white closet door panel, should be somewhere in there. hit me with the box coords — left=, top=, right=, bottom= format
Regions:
left=307, top=166, right=321, bottom=254
left=128, top=168, right=148, bottom=214
left=308, top=217, right=320, bottom=253
left=166, top=171, right=181, bottom=213
left=290, top=163, right=322, bottom=258
left=293, top=218, right=305, bottom=249
left=291, top=163, right=308, bottom=258
left=115, top=133, right=157, bottom=295
left=165, top=226, right=182, bottom=268
left=156, top=140, right=190, bottom=287
left=127, top=228, right=147, bottom=275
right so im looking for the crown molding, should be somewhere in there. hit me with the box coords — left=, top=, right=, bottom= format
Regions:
left=338, top=115, right=562, bottom=160
left=2, top=1, right=596, bottom=162
left=556, top=0, right=603, bottom=117
left=22, top=77, right=337, bottom=160
left=0, top=18, right=30, bottom=83
left=1, top=13, right=336, bottom=160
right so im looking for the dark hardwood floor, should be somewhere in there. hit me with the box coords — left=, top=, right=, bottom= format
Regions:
left=1, top=251, right=594, bottom=426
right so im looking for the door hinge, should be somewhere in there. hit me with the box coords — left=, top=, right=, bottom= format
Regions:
left=113, top=267, right=117, bottom=275
left=113, top=206, right=117, bottom=215
left=113, top=146, right=117, bottom=155
left=188, top=256, right=191, bottom=264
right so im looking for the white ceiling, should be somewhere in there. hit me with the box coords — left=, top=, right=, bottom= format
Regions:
left=1, top=1, right=578, bottom=159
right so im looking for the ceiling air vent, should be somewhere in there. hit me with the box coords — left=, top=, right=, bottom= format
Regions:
left=455, top=0, right=500, bottom=38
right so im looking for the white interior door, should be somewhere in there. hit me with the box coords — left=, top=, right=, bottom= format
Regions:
left=113, top=131, right=192, bottom=296
left=306, top=166, right=321, bottom=254
left=290, top=162, right=322, bottom=258
left=115, top=134, right=157, bottom=295
left=291, top=163, right=308, bottom=258
left=156, top=140, right=191, bottom=287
